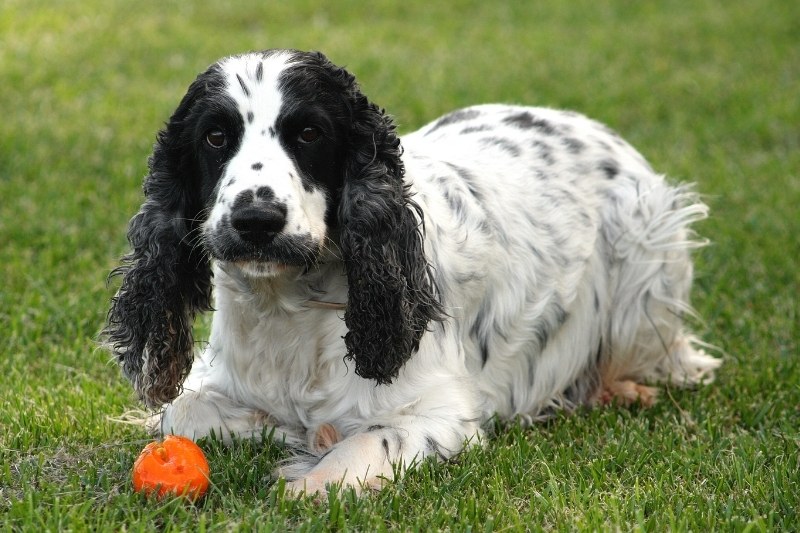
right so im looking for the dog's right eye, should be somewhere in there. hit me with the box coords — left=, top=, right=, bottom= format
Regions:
left=298, top=126, right=321, bottom=144
left=205, top=129, right=226, bottom=149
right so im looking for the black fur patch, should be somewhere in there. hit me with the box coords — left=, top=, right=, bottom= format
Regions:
left=460, top=124, right=493, bottom=135
left=481, top=137, right=522, bottom=157
left=382, top=438, right=390, bottom=458
left=232, top=189, right=254, bottom=209
left=531, top=140, right=556, bottom=166
left=445, top=162, right=483, bottom=203
left=598, top=159, right=620, bottom=179
left=236, top=73, right=251, bottom=97
left=527, top=302, right=570, bottom=385
left=561, top=137, right=586, bottom=153
left=255, top=186, right=275, bottom=200
left=425, top=436, right=449, bottom=461
left=503, top=112, right=557, bottom=136
left=471, top=303, right=494, bottom=367
left=532, top=303, right=568, bottom=354
left=427, top=108, right=482, bottom=133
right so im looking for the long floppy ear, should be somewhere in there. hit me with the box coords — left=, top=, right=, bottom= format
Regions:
left=336, top=68, right=445, bottom=384
left=104, top=74, right=214, bottom=409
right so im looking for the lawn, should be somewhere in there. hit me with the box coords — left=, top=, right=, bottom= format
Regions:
left=1, top=0, right=798, bottom=530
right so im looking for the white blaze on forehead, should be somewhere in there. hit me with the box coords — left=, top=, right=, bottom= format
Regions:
left=204, top=52, right=330, bottom=248
left=218, top=51, right=295, bottom=124
left=216, top=53, right=297, bottom=207
left=212, top=52, right=299, bottom=209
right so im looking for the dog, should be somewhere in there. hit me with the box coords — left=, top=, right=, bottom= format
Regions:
left=105, top=49, right=721, bottom=496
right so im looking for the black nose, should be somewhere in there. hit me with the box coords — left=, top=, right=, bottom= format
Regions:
left=230, top=205, right=287, bottom=244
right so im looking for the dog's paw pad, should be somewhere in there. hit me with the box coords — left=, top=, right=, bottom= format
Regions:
left=598, top=380, right=658, bottom=407
left=310, top=423, right=342, bottom=454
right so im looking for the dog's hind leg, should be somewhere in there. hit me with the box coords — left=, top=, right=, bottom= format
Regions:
left=600, top=179, right=721, bottom=399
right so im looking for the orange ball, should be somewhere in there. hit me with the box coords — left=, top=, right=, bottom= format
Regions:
left=132, top=435, right=210, bottom=500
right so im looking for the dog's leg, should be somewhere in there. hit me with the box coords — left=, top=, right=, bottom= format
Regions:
left=601, top=181, right=720, bottom=394
left=152, top=387, right=303, bottom=446
left=595, top=334, right=720, bottom=407
left=282, top=412, right=483, bottom=497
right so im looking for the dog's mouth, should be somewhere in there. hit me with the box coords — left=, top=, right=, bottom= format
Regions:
left=204, top=231, right=322, bottom=277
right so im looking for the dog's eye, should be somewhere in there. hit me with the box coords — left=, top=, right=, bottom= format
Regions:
left=298, top=126, right=321, bottom=144
left=205, top=129, right=226, bottom=149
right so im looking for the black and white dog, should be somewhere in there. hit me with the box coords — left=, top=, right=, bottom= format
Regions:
left=105, top=49, right=720, bottom=495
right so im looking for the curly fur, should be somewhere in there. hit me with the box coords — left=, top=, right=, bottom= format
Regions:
left=105, top=74, right=218, bottom=407
left=338, top=86, right=444, bottom=383
left=105, top=49, right=721, bottom=496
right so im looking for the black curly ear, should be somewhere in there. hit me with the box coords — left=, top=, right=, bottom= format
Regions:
left=104, top=72, right=216, bottom=408
left=337, top=71, right=444, bottom=384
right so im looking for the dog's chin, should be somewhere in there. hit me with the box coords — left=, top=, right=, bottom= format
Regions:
left=233, top=260, right=299, bottom=279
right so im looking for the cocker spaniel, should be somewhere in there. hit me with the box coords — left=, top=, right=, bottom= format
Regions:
left=105, top=49, right=721, bottom=496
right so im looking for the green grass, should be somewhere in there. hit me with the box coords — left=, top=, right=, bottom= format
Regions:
left=1, top=0, right=798, bottom=530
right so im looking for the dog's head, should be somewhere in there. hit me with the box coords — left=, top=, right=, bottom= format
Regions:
left=104, top=50, right=443, bottom=408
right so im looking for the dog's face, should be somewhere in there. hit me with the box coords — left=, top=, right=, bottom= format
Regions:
left=185, top=50, right=352, bottom=277
left=106, top=49, right=443, bottom=407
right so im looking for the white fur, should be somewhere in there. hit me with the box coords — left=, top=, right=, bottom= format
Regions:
left=153, top=54, right=721, bottom=496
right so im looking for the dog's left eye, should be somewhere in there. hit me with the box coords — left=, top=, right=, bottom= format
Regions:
left=205, top=129, right=226, bottom=149
left=298, top=126, right=321, bottom=144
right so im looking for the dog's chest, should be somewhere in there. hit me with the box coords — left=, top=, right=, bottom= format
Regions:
left=211, top=275, right=361, bottom=427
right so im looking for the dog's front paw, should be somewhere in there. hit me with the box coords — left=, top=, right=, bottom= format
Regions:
left=282, top=466, right=387, bottom=499
left=284, top=476, right=331, bottom=500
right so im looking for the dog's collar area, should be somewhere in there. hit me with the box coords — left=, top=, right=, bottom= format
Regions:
left=304, top=298, right=347, bottom=310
